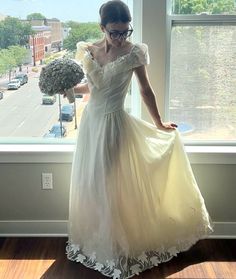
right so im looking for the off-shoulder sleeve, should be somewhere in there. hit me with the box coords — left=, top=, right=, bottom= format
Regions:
left=75, top=41, right=94, bottom=74
left=75, top=41, right=89, bottom=62
left=131, top=43, right=150, bottom=69
left=74, top=41, right=103, bottom=88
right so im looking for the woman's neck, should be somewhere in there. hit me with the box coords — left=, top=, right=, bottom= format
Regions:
left=104, top=38, right=113, bottom=53
left=99, top=37, right=131, bottom=56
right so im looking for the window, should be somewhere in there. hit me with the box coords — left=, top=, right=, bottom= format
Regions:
left=168, top=0, right=236, bottom=143
left=0, top=0, right=134, bottom=143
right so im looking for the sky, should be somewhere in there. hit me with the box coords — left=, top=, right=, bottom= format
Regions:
left=0, top=0, right=108, bottom=22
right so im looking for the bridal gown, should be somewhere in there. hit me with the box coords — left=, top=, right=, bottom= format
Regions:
left=66, top=41, right=213, bottom=279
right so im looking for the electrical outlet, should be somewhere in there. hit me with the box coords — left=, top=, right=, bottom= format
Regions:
left=42, top=173, right=53, bottom=190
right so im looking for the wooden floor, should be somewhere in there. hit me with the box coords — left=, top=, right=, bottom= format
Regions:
left=0, top=238, right=235, bottom=279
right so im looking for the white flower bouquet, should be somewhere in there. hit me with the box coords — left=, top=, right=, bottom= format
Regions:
left=39, top=58, right=84, bottom=103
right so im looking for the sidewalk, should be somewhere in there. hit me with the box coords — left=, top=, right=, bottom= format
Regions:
left=66, top=95, right=89, bottom=138
left=0, top=74, right=10, bottom=90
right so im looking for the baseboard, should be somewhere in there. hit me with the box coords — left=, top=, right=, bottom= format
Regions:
left=208, top=222, right=236, bottom=239
left=0, top=220, right=68, bottom=237
left=0, top=220, right=235, bottom=238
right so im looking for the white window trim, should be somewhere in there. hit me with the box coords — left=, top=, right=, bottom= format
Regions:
left=0, top=144, right=236, bottom=165
left=0, top=144, right=235, bottom=164
left=130, top=0, right=142, bottom=118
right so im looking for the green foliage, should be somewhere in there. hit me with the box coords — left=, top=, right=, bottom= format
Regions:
left=27, top=13, right=46, bottom=20
left=0, top=46, right=28, bottom=75
left=63, top=22, right=103, bottom=51
left=173, top=0, right=235, bottom=14
left=8, top=45, right=28, bottom=66
left=64, top=21, right=80, bottom=29
left=0, top=49, right=15, bottom=74
left=0, top=16, right=33, bottom=49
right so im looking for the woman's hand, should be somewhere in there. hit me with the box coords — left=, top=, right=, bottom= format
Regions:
left=60, top=88, right=70, bottom=98
left=156, top=121, right=178, bottom=131
left=61, top=88, right=75, bottom=103
left=62, top=82, right=89, bottom=98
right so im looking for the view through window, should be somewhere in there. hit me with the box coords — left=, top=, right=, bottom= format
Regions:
left=169, top=0, right=236, bottom=142
left=0, top=0, right=133, bottom=141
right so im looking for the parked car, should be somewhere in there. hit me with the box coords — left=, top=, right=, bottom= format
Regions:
left=75, top=94, right=83, bottom=98
left=42, top=94, right=56, bottom=105
left=59, top=104, right=74, bottom=121
left=7, top=79, right=21, bottom=90
left=0, top=91, right=3, bottom=100
left=15, top=73, right=28, bottom=85
left=43, top=123, right=67, bottom=138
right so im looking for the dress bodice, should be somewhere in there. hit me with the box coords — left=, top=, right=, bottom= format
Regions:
left=75, top=41, right=149, bottom=114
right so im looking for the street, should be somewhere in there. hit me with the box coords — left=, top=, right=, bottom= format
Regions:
left=0, top=70, right=82, bottom=138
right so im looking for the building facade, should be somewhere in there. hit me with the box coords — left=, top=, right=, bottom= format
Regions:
left=29, top=26, right=52, bottom=65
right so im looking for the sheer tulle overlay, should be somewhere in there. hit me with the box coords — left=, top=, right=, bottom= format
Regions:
left=66, top=42, right=213, bottom=279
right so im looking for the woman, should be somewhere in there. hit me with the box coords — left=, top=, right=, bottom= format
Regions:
left=66, top=1, right=213, bottom=278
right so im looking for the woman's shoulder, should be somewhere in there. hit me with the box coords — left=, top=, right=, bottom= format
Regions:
left=91, top=39, right=104, bottom=47
left=132, top=42, right=148, bottom=53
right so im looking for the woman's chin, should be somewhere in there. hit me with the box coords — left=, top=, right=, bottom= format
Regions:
left=111, top=39, right=125, bottom=48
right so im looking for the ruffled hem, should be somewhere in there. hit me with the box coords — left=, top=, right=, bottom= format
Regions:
left=66, top=224, right=213, bottom=279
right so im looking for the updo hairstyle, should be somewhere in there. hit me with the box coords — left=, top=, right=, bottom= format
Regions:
left=99, top=0, right=132, bottom=26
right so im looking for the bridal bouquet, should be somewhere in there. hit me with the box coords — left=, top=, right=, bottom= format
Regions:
left=39, top=58, right=84, bottom=103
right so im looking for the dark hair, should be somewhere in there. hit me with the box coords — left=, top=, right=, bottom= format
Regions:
left=99, top=0, right=132, bottom=26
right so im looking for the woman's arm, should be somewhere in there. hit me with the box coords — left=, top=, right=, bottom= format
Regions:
left=134, top=65, right=177, bottom=130
left=63, top=82, right=90, bottom=100
left=73, top=82, right=90, bottom=95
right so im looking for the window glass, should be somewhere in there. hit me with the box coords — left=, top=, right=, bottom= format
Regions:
left=172, top=0, right=236, bottom=15
left=169, top=24, right=236, bottom=141
left=0, top=0, right=133, bottom=141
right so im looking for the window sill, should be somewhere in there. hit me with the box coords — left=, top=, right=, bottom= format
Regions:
left=0, top=144, right=74, bottom=163
left=0, top=144, right=235, bottom=164
left=185, top=145, right=236, bottom=164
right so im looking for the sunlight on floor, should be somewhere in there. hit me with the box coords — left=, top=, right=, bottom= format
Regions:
left=165, top=261, right=236, bottom=279
left=165, top=262, right=212, bottom=279
left=0, top=259, right=56, bottom=278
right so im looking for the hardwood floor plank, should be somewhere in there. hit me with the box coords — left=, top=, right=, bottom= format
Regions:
left=0, top=238, right=235, bottom=279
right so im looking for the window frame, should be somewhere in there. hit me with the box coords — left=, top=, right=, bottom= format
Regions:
left=166, top=0, right=236, bottom=146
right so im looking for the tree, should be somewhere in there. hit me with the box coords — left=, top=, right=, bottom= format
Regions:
left=0, top=46, right=28, bottom=79
left=8, top=45, right=28, bottom=71
left=63, top=21, right=80, bottom=29
left=173, top=0, right=235, bottom=14
left=63, top=22, right=102, bottom=51
left=27, top=13, right=46, bottom=20
left=0, top=17, right=33, bottom=49
left=0, top=49, right=16, bottom=80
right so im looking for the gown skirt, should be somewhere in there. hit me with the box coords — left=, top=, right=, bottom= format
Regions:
left=66, top=41, right=213, bottom=279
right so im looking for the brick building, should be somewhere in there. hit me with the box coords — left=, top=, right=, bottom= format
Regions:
left=29, top=26, right=52, bottom=65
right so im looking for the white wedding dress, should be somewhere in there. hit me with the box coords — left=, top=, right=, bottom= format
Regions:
left=66, top=41, right=213, bottom=279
